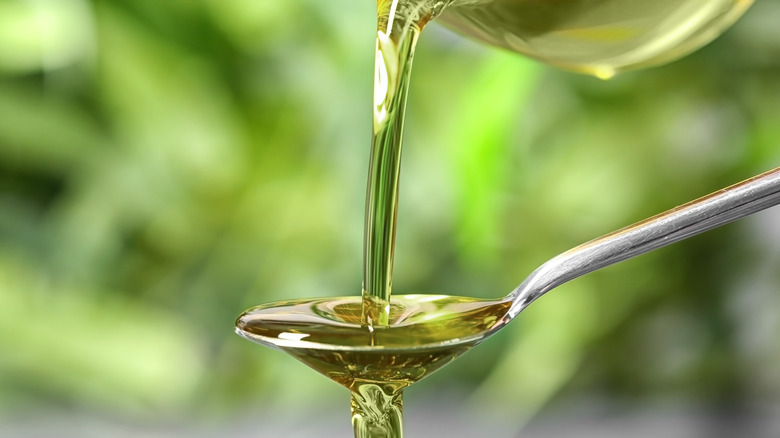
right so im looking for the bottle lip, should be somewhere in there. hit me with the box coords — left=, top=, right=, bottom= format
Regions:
left=437, top=0, right=754, bottom=78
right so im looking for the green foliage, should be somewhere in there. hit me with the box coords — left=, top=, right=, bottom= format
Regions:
left=0, top=0, right=779, bottom=425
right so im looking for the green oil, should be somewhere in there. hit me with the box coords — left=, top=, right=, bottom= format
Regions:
left=361, top=0, right=450, bottom=328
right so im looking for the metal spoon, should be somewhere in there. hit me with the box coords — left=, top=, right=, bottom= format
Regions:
left=236, top=166, right=780, bottom=353
left=503, top=165, right=780, bottom=323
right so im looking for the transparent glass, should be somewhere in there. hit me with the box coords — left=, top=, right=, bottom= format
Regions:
left=440, top=0, right=753, bottom=78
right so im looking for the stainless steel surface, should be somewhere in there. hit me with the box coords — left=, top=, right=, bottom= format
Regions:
left=506, top=166, right=780, bottom=320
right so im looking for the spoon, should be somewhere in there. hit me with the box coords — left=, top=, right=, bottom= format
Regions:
left=504, top=165, right=780, bottom=323
left=236, top=166, right=780, bottom=362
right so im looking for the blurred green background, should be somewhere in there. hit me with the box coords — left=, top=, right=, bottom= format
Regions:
left=1, top=0, right=779, bottom=435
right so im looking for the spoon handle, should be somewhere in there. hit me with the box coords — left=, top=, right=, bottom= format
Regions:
left=508, top=166, right=780, bottom=318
